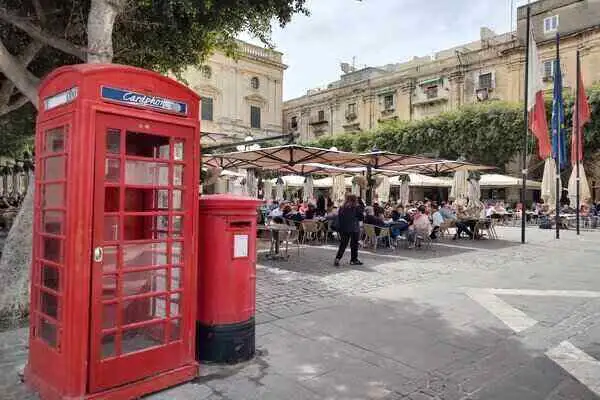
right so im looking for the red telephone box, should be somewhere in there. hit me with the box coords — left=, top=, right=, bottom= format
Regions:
left=25, top=64, right=200, bottom=400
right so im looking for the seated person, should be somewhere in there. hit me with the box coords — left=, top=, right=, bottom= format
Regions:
left=430, top=205, right=444, bottom=239
left=269, top=202, right=286, bottom=222
left=284, top=205, right=304, bottom=222
left=364, top=206, right=385, bottom=230
left=304, top=203, right=316, bottom=220
left=455, top=205, right=475, bottom=239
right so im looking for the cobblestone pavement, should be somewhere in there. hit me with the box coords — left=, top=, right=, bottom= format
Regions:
left=3, top=227, right=600, bottom=399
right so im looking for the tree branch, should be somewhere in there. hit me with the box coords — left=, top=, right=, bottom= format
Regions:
left=0, top=95, right=29, bottom=116
left=0, top=41, right=44, bottom=106
left=0, top=7, right=87, bottom=61
left=0, top=38, right=39, bottom=107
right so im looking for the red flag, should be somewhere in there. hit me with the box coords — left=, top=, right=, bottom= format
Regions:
left=527, top=30, right=552, bottom=159
left=571, top=67, right=591, bottom=163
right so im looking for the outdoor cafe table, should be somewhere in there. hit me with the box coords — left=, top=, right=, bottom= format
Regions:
left=258, top=222, right=298, bottom=260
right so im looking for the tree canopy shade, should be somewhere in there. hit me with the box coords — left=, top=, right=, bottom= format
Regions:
left=0, top=0, right=309, bottom=116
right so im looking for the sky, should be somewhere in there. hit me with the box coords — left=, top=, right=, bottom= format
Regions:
left=239, top=0, right=532, bottom=101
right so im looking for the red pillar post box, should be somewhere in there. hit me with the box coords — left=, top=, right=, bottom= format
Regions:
left=197, top=195, right=262, bottom=363
left=25, top=64, right=200, bottom=399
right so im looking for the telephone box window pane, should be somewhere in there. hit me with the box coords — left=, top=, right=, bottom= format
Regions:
left=39, top=318, right=58, bottom=348
left=102, top=303, right=117, bottom=329
left=40, top=292, right=58, bottom=319
left=122, top=323, right=165, bottom=355
left=170, top=292, right=181, bottom=316
left=123, top=242, right=167, bottom=268
left=174, top=142, right=184, bottom=161
left=173, top=165, right=183, bottom=186
left=101, top=333, right=116, bottom=359
left=125, top=188, right=167, bottom=211
left=124, top=215, right=168, bottom=240
left=172, top=216, right=183, bottom=237
left=45, top=128, right=65, bottom=153
left=171, top=267, right=181, bottom=290
left=43, top=184, right=64, bottom=207
left=105, top=159, right=120, bottom=182
left=43, top=211, right=64, bottom=234
left=170, top=319, right=181, bottom=342
left=102, top=275, right=117, bottom=300
left=172, top=190, right=182, bottom=210
left=122, top=296, right=166, bottom=326
left=122, top=269, right=167, bottom=298
left=105, top=187, right=120, bottom=212
left=41, top=264, right=59, bottom=291
left=42, top=237, right=62, bottom=263
left=172, top=242, right=183, bottom=265
left=104, top=216, right=119, bottom=241
left=43, top=156, right=66, bottom=181
left=125, top=160, right=168, bottom=186
left=106, top=129, right=121, bottom=153
left=125, top=132, right=170, bottom=159
left=102, top=246, right=118, bottom=273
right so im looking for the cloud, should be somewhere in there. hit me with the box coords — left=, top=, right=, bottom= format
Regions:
left=241, top=0, right=521, bottom=100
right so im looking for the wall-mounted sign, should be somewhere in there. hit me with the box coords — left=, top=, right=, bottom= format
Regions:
left=44, top=87, right=78, bottom=111
left=101, top=86, right=188, bottom=115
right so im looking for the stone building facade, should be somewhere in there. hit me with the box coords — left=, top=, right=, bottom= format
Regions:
left=179, top=41, right=287, bottom=145
left=283, top=0, right=600, bottom=144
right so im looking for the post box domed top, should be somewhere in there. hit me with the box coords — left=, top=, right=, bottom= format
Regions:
left=38, top=64, right=200, bottom=119
left=199, top=194, right=262, bottom=210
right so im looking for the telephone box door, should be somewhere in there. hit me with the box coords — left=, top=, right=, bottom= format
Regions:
left=89, top=113, right=194, bottom=392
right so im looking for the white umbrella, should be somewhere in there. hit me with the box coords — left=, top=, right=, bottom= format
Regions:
left=376, top=175, right=391, bottom=203
left=541, top=158, right=557, bottom=212
left=450, top=170, right=469, bottom=204
left=351, top=180, right=361, bottom=196
left=399, top=180, right=410, bottom=205
left=246, top=169, right=258, bottom=198
left=567, top=162, right=592, bottom=208
left=467, top=178, right=483, bottom=211
left=275, top=177, right=285, bottom=201
left=332, top=175, right=347, bottom=206
left=303, top=175, right=314, bottom=202
left=263, top=180, right=273, bottom=200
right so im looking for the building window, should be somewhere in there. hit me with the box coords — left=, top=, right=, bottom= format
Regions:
left=383, top=94, right=394, bottom=110
left=201, top=65, right=212, bottom=79
left=544, top=15, right=559, bottom=34
left=478, top=73, right=493, bottom=89
left=543, top=60, right=555, bottom=81
left=318, top=110, right=325, bottom=122
left=201, top=97, right=213, bottom=121
left=290, top=116, right=298, bottom=130
left=425, top=85, right=438, bottom=99
left=347, top=103, right=356, bottom=114
left=250, top=106, right=261, bottom=129
left=250, top=77, right=260, bottom=90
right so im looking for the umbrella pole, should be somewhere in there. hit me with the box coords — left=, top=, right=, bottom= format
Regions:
left=575, top=50, right=581, bottom=235
left=521, top=6, right=531, bottom=244
left=366, top=165, right=373, bottom=205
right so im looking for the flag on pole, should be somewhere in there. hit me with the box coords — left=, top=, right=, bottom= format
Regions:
left=551, top=55, right=567, bottom=169
left=527, top=29, right=551, bottom=159
left=571, top=62, right=591, bottom=164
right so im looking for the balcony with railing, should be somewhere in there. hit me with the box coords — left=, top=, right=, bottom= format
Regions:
left=237, top=41, right=283, bottom=64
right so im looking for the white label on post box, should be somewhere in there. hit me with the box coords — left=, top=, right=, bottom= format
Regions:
left=234, top=234, right=249, bottom=258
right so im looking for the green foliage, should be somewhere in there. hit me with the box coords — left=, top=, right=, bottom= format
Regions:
left=0, top=0, right=309, bottom=157
left=0, top=104, right=35, bottom=159
left=307, top=86, right=600, bottom=174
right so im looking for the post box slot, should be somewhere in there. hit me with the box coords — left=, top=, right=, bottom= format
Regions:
left=229, top=221, right=251, bottom=228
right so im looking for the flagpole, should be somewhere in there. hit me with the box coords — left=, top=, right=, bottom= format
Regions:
left=575, top=50, right=581, bottom=235
left=555, top=32, right=561, bottom=240
left=521, top=6, right=531, bottom=244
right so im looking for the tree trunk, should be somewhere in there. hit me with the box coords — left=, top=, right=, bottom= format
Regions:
left=87, top=0, right=121, bottom=63
left=0, top=175, right=34, bottom=325
left=0, top=0, right=120, bottom=325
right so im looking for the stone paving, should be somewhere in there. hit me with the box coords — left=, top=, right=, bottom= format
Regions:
left=2, top=227, right=600, bottom=399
